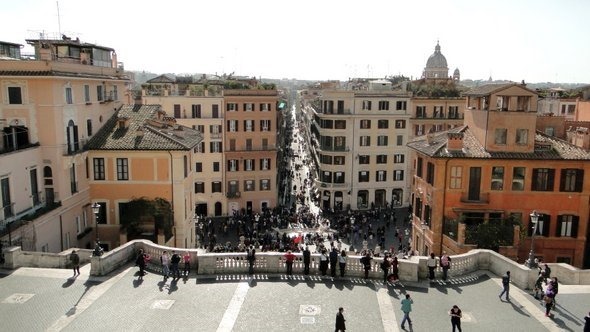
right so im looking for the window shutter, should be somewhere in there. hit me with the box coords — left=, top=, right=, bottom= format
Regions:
left=556, top=216, right=562, bottom=237
left=542, top=215, right=550, bottom=237
left=571, top=216, right=579, bottom=238
left=73, top=126, right=79, bottom=151
left=559, top=169, right=566, bottom=191
left=548, top=169, right=555, bottom=191
left=575, top=170, right=584, bottom=192
left=531, top=169, right=539, bottom=191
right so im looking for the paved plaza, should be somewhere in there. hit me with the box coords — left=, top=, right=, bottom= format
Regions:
left=1, top=263, right=588, bottom=332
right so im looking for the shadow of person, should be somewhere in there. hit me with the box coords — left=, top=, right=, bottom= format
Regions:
left=66, top=306, right=77, bottom=317
left=62, top=278, right=75, bottom=288
left=133, top=278, right=144, bottom=288
left=168, top=279, right=178, bottom=294
left=157, top=280, right=167, bottom=292
left=508, top=300, right=531, bottom=317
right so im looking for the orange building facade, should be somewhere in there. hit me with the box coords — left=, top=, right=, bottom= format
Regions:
left=408, top=83, right=590, bottom=268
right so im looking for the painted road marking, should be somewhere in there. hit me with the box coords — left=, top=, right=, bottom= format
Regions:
left=216, top=281, right=249, bottom=332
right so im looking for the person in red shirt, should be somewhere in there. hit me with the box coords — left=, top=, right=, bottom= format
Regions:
left=284, top=250, right=296, bottom=275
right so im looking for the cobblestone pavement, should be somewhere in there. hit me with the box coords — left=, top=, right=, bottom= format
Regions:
left=1, top=264, right=588, bottom=332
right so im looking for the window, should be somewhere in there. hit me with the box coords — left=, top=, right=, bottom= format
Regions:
left=323, top=100, right=334, bottom=114
left=495, top=128, right=507, bottom=144
left=376, top=155, right=387, bottom=164
left=210, top=142, right=222, bottom=153
left=245, top=139, right=252, bottom=151
left=65, top=87, right=73, bottom=104
left=76, top=216, right=81, bottom=234
left=93, top=158, right=105, bottom=180
left=228, top=159, right=239, bottom=172
left=415, top=124, right=425, bottom=136
left=450, top=166, right=462, bottom=189
left=395, top=120, right=406, bottom=129
left=70, top=163, right=77, bottom=194
left=396, top=135, right=403, bottom=146
left=358, top=155, right=369, bottom=164
left=244, top=159, right=255, bottom=171
left=260, top=158, right=271, bottom=171
left=260, top=120, right=271, bottom=131
left=1, top=177, right=13, bottom=218
left=227, top=103, right=238, bottom=111
left=97, top=85, right=103, bottom=102
left=262, top=138, right=268, bottom=150
left=360, top=136, right=371, bottom=146
left=209, top=125, right=220, bottom=136
left=322, top=119, right=333, bottom=129
left=196, top=125, right=205, bottom=133
left=87, top=119, right=93, bottom=136
left=377, top=135, right=388, bottom=146
left=393, top=170, right=404, bottom=181
left=113, top=85, right=118, bottom=101
left=378, top=120, right=389, bottom=129
left=560, top=169, right=583, bottom=192
left=244, top=103, right=254, bottom=112
left=174, top=104, right=181, bottom=118
left=322, top=171, right=332, bottom=183
left=244, top=180, right=255, bottom=191
left=260, top=103, right=271, bottom=112
left=394, top=154, right=405, bottom=164
left=192, top=104, right=202, bottom=118
left=512, top=167, right=525, bottom=191
left=229, top=139, right=236, bottom=152
left=66, top=121, right=80, bottom=154
left=334, top=120, right=346, bottom=129
left=30, top=168, right=39, bottom=205
left=362, top=100, right=372, bottom=110
left=557, top=215, right=578, bottom=237
left=213, top=162, right=220, bottom=172
left=433, top=106, right=444, bottom=118
left=195, top=162, right=203, bottom=172
left=334, top=156, right=345, bottom=165
left=359, top=171, right=369, bottom=182
left=532, top=168, right=554, bottom=191
left=212, top=104, right=219, bottom=118
left=378, top=101, right=389, bottom=110
left=416, top=106, right=426, bottom=118
left=416, top=157, right=423, bottom=177
left=84, top=85, right=90, bottom=103
left=516, top=129, right=528, bottom=144
left=195, top=182, right=205, bottom=193
left=426, top=162, right=435, bottom=185
left=529, top=213, right=550, bottom=237
left=8, top=86, right=23, bottom=104
left=376, top=170, right=387, bottom=182
left=491, top=166, right=504, bottom=190
left=184, top=155, right=188, bottom=178
left=334, top=172, right=345, bottom=183
left=212, top=181, right=222, bottom=193
left=448, top=106, right=459, bottom=119
left=194, top=142, right=204, bottom=153
left=228, top=120, right=238, bottom=132
left=228, top=180, right=239, bottom=194
left=360, top=120, right=371, bottom=129
left=116, top=158, right=129, bottom=180
left=396, top=101, right=407, bottom=110
left=320, top=154, right=333, bottom=164
left=244, top=120, right=254, bottom=132
left=260, top=179, right=270, bottom=191
left=334, top=136, right=346, bottom=150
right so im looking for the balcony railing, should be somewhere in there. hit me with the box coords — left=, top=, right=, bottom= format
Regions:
left=0, top=142, right=40, bottom=156
left=63, top=138, right=89, bottom=156
left=210, top=133, right=222, bottom=139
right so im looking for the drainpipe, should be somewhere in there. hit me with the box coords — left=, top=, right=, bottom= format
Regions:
left=439, top=157, right=451, bottom=256
left=59, top=215, right=63, bottom=252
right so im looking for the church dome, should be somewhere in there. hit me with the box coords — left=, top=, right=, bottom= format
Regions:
left=426, top=42, right=448, bottom=68
left=453, top=68, right=460, bottom=75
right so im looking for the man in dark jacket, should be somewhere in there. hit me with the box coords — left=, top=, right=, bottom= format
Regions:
left=303, top=246, right=311, bottom=275
left=329, top=247, right=339, bottom=277
left=335, top=307, right=346, bottom=332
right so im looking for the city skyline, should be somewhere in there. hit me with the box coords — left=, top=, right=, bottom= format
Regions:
left=3, top=0, right=590, bottom=83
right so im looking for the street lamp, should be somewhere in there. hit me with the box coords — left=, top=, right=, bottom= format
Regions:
left=91, top=203, right=103, bottom=257
left=526, top=210, right=540, bottom=268
left=349, top=216, right=355, bottom=252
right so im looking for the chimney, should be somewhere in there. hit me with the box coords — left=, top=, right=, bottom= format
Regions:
left=447, top=132, right=464, bottom=151
left=117, top=116, right=130, bottom=129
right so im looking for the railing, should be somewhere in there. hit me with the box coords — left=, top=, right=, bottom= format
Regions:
left=62, top=138, right=89, bottom=156
left=210, top=133, right=222, bottom=139
left=2, top=240, right=590, bottom=288
left=0, top=142, right=40, bottom=156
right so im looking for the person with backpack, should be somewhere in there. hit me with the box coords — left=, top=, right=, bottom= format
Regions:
left=440, top=252, right=451, bottom=281
left=400, top=294, right=413, bottom=329
left=69, top=250, right=80, bottom=276
left=499, top=271, right=511, bottom=301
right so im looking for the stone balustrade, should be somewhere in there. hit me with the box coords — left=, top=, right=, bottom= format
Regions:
left=2, top=240, right=590, bottom=290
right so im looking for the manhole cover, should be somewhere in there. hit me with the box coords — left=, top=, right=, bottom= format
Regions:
left=151, top=300, right=175, bottom=310
left=299, top=304, right=321, bottom=315
left=3, top=293, right=35, bottom=304
left=301, top=317, right=315, bottom=324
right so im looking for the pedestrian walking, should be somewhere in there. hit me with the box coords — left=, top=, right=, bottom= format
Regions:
left=449, top=305, right=462, bottom=332
left=170, top=251, right=181, bottom=278
left=400, top=294, right=413, bottom=330
left=427, top=253, right=437, bottom=280
left=284, top=250, right=295, bottom=275
left=339, top=250, right=347, bottom=277
left=303, top=246, right=311, bottom=275
left=135, top=249, right=149, bottom=278
left=543, top=291, right=554, bottom=317
left=533, top=269, right=545, bottom=299
left=335, top=307, right=346, bottom=332
left=182, top=251, right=191, bottom=276
left=543, top=263, right=551, bottom=283
left=499, top=271, right=510, bottom=301
left=440, top=252, right=451, bottom=281
left=160, top=251, right=170, bottom=278
left=70, top=250, right=80, bottom=276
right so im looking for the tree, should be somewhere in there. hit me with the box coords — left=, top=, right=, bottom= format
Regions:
left=119, top=197, right=173, bottom=241
left=465, top=215, right=522, bottom=251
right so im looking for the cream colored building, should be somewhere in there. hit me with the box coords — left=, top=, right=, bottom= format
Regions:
left=0, top=38, right=130, bottom=252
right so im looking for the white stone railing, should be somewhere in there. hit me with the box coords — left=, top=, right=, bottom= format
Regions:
left=2, top=240, right=589, bottom=289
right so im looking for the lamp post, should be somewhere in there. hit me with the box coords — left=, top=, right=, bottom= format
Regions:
left=91, top=203, right=103, bottom=257
left=526, top=210, right=540, bottom=268
left=421, top=222, right=428, bottom=256
left=349, top=216, right=355, bottom=252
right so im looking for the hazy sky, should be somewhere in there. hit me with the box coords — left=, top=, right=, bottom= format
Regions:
left=3, top=0, right=590, bottom=83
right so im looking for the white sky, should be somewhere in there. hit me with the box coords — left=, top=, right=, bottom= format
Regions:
left=3, top=0, right=590, bottom=83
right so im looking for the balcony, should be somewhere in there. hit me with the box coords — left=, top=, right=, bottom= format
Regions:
left=63, top=138, right=89, bottom=156
left=210, top=133, right=222, bottom=139
left=0, top=142, right=40, bottom=156
left=318, top=145, right=349, bottom=152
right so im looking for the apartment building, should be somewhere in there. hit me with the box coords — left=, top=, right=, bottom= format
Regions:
left=86, top=104, right=202, bottom=249
left=306, top=79, right=412, bottom=211
left=142, top=80, right=225, bottom=217
left=224, top=89, right=279, bottom=214
left=0, top=37, right=129, bottom=252
left=408, top=83, right=590, bottom=268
